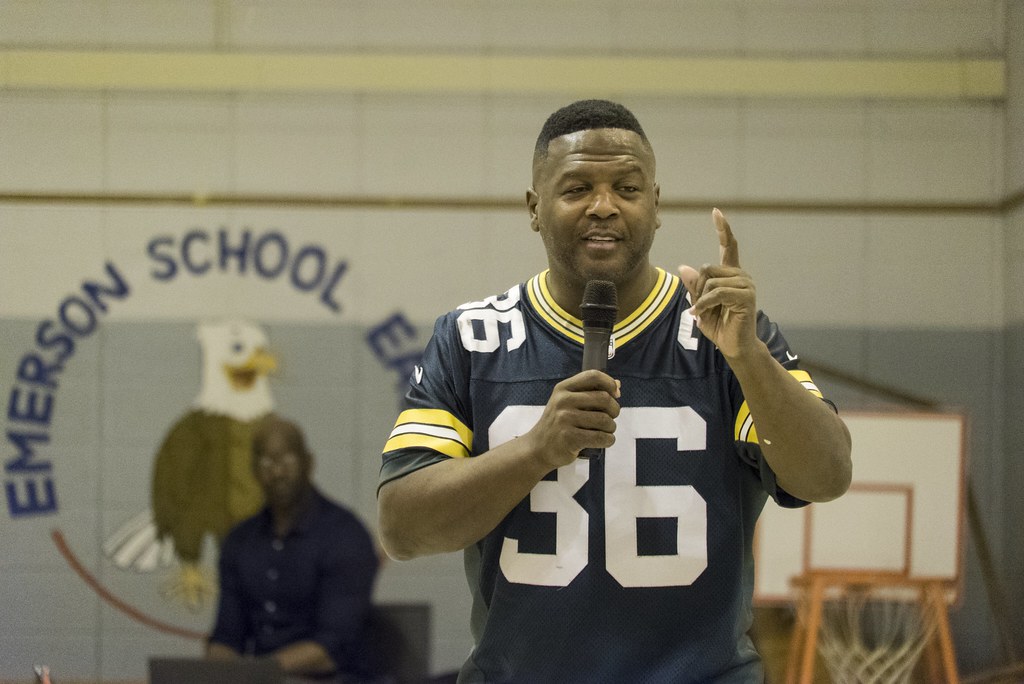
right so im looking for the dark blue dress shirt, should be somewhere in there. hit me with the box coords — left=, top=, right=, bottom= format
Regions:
left=209, top=489, right=379, bottom=679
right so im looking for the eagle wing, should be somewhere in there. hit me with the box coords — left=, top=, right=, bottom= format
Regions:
left=151, top=410, right=209, bottom=563
left=151, top=410, right=264, bottom=564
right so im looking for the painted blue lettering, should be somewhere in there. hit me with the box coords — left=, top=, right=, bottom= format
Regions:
left=367, top=313, right=424, bottom=397
left=219, top=228, right=251, bottom=273
left=82, top=262, right=130, bottom=312
left=182, top=229, right=211, bottom=275
left=58, top=296, right=97, bottom=337
left=7, top=388, right=53, bottom=425
left=35, top=320, right=74, bottom=366
left=291, top=246, right=325, bottom=292
left=147, top=235, right=178, bottom=280
left=5, top=477, right=57, bottom=517
left=17, top=353, right=62, bottom=389
left=4, top=431, right=50, bottom=473
left=319, top=260, right=348, bottom=312
left=254, top=232, right=288, bottom=279
left=366, top=313, right=418, bottom=360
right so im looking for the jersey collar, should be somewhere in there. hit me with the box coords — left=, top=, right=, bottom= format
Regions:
left=525, top=267, right=679, bottom=348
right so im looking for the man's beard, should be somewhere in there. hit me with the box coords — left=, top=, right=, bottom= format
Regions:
left=543, top=231, right=655, bottom=290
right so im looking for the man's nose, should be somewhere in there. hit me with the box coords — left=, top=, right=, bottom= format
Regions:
left=586, top=190, right=619, bottom=219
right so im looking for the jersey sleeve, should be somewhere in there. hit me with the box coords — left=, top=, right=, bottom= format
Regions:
left=729, top=311, right=831, bottom=508
left=378, top=312, right=473, bottom=489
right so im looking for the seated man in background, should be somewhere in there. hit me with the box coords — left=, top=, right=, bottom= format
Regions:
left=206, top=414, right=380, bottom=682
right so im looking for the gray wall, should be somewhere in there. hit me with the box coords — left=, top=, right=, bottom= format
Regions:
left=1, top=0, right=1021, bottom=680
left=1001, top=0, right=1024, bottom=662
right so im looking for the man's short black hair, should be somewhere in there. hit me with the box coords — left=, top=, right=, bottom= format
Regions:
left=534, top=99, right=649, bottom=158
left=253, top=413, right=311, bottom=462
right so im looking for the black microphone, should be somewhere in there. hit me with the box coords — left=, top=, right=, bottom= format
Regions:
left=579, top=280, right=618, bottom=459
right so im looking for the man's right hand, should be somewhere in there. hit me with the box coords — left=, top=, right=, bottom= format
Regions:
left=525, top=369, right=620, bottom=470
left=378, top=369, right=620, bottom=560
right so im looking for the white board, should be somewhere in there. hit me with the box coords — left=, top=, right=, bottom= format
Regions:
left=754, top=411, right=966, bottom=603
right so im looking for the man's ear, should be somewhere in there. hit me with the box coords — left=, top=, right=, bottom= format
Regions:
left=526, top=188, right=540, bottom=233
left=654, top=183, right=661, bottom=230
left=303, top=452, right=316, bottom=479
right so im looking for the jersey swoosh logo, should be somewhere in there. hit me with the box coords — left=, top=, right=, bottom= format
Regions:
left=414, top=366, right=424, bottom=384
left=785, top=351, right=799, bottom=362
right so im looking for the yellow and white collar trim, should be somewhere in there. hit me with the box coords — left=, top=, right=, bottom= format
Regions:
left=525, top=268, right=680, bottom=349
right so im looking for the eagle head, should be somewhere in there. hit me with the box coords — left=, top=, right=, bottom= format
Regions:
left=193, top=320, right=276, bottom=421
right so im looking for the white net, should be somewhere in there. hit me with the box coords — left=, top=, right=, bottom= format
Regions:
left=816, top=588, right=937, bottom=684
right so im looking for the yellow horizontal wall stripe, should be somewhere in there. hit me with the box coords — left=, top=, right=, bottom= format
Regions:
left=0, top=50, right=1005, bottom=100
left=0, top=191, right=1009, bottom=214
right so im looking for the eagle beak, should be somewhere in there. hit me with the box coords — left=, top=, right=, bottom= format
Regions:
left=248, top=348, right=278, bottom=374
left=223, top=348, right=278, bottom=391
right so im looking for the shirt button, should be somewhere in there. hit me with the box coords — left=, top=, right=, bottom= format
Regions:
left=271, top=540, right=284, bottom=551
left=264, top=600, right=277, bottom=614
left=267, top=568, right=279, bottom=581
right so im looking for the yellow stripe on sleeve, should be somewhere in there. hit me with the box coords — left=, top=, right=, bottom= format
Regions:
left=392, top=408, right=473, bottom=444
left=788, top=369, right=823, bottom=398
left=733, top=369, right=824, bottom=444
left=383, top=432, right=470, bottom=458
left=383, top=408, right=473, bottom=457
left=734, top=402, right=758, bottom=443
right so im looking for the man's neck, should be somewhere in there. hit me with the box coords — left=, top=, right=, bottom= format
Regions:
left=548, top=264, right=658, bottom=323
left=270, top=486, right=314, bottom=538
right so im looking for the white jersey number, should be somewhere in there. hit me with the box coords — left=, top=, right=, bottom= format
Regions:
left=455, top=286, right=526, bottom=353
left=493, top=405, right=708, bottom=588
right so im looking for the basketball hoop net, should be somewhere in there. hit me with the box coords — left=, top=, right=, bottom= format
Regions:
left=816, top=586, right=936, bottom=684
left=785, top=572, right=959, bottom=684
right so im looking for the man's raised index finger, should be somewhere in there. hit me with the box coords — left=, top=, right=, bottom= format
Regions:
left=713, top=207, right=740, bottom=267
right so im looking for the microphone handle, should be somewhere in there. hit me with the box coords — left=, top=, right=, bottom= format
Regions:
left=579, top=326, right=611, bottom=460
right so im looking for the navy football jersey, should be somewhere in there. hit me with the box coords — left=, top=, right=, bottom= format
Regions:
left=380, top=268, right=823, bottom=684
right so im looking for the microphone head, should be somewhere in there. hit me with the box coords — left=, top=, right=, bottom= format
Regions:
left=581, top=280, right=618, bottom=330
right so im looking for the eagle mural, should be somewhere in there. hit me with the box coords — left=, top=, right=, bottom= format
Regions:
left=104, top=319, right=277, bottom=610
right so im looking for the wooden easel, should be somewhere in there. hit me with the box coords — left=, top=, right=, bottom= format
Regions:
left=784, top=571, right=959, bottom=684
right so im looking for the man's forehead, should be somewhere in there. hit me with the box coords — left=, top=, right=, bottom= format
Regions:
left=257, top=426, right=299, bottom=451
left=537, top=128, right=654, bottom=178
left=548, top=128, right=648, bottom=155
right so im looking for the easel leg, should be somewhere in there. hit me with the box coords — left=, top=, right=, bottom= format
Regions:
left=795, top=576, right=825, bottom=684
left=926, top=582, right=959, bottom=683
left=785, top=589, right=808, bottom=684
